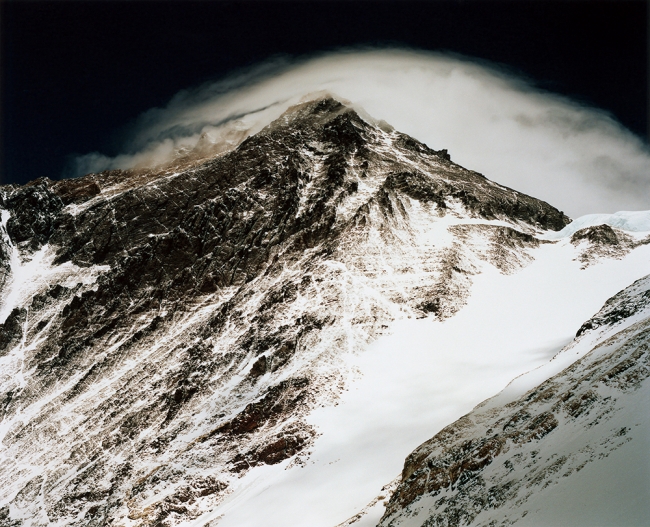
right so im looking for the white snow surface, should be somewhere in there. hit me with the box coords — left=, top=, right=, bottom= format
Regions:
left=389, top=274, right=650, bottom=527
left=543, top=210, right=650, bottom=240
left=186, top=227, right=650, bottom=527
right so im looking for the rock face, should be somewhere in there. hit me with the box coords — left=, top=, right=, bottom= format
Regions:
left=569, top=223, right=644, bottom=269
left=0, top=95, right=639, bottom=527
left=379, top=274, right=650, bottom=527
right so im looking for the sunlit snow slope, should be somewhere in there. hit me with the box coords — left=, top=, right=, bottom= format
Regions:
left=206, top=224, right=650, bottom=527
left=0, top=96, right=647, bottom=527
left=381, top=273, right=650, bottom=527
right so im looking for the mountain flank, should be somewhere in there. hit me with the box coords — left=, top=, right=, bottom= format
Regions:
left=1, top=97, right=645, bottom=527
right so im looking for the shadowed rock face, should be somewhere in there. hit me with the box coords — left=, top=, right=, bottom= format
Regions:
left=0, top=97, right=569, bottom=526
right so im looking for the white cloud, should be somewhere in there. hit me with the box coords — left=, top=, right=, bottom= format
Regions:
left=70, top=49, right=650, bottom=217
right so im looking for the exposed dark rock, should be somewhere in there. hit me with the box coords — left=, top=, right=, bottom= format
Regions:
left=0, top=307, right=26, bottom=355
left=570, top=224, right=637, bottom=269
left=0, top=505, right=22, bottom=527
left=52, top=176, right=102, bottom=205
left=571, top=224, right=619, bottom=246
left=576, top=274, right=650, bottom=336
left=215, top=378, right=310, bottom=436
left=4, top=180, right=63, bottom=250
left=384, top=168, right=569, bottom=231
left=249, top=355, right=268, bottom=380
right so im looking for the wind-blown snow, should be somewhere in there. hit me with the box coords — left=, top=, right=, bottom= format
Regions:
left=71, top=50, right=650, bottom=217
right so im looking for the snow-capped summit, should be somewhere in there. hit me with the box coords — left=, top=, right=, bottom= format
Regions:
left=0, top=97, right=648, bottom=526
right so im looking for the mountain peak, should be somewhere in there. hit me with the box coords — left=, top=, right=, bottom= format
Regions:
left=0, top=93, right=593, bottom=527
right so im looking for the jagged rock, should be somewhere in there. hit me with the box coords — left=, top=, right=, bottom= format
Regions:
left=0, top=308, right=26, bottom=355
left=571, top=224, right=619, bottom=245
left=52, top=176, right=101, bottom=205
left=4, top=179, right=63, bottom=250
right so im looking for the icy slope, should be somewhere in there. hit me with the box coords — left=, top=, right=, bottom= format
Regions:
left=379, top=274, right=650, bottom=527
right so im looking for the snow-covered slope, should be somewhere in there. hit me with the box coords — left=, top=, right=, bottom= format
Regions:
left=379, top=274, right=650, bottom=527
left=203, top=223, right=650, bottom=527
left=0, top=96, right=647, bottom=527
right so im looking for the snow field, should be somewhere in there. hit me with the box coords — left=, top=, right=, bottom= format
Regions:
left=185, top=224, right=650, bottom=527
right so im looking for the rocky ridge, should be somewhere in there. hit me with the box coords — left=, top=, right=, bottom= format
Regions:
left=0, top=95, right=631, bottom=527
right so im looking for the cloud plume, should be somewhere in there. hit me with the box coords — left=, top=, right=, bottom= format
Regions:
left=70, top=48, right=650, bottom=217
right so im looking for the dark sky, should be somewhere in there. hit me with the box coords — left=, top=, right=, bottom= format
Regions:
left=1, top=0, right=647, bottom=186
